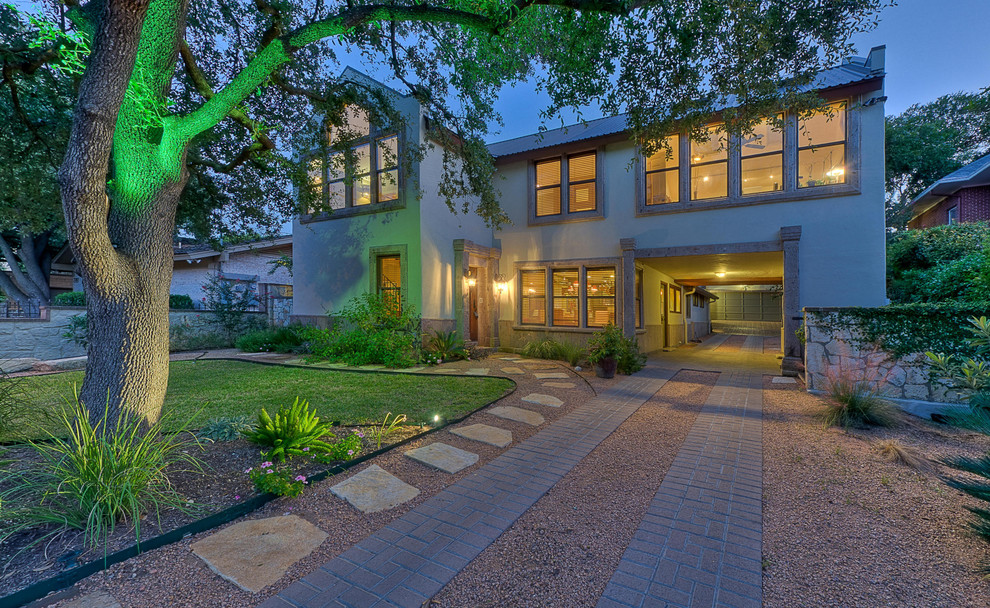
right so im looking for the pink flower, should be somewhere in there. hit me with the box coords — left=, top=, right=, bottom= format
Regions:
left=302, top=447, right=309, bottom=452
left=347, top=450, right=354, bottom=455
left=260, top=461, right=273, bottom=468
left=295, top=475, right=307, bottom=482
left=267, top=469, right=274, bottom=474
left=234, top=495, right=241, bottom=500
left=244, top=467, right=253, bottom=473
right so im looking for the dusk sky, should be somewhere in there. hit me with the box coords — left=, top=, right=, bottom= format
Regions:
left=485, top=0, right=990, bottom=142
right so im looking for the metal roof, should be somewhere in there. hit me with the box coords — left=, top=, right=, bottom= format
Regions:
left=909, top=153, right=990, bottom=216
left=487, top=57, right=881, bottom=159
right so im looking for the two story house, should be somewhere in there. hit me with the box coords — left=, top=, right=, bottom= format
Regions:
left=292, top=48, right=888, bottom=373
left=908, top=153, right=990, bottom=228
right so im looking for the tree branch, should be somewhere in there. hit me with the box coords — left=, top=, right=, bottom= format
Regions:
left=18, top=233, right=51, bottom=300
left=187, top=141, right=270, bottom=174
left=0, top=234, right=45, bottom=301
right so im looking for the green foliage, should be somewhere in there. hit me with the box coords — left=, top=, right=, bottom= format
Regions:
left=236, top=327, right=304, bottom=353
left=885, top=90, right=990, bottom=230
left=241, top=397, right=334, bottom=462
left=520, top=336, right=585, bottom=366
left=426, top=329, right=468, bottom=362
left=820, top=372, right=898, bottom=428
left=169, top=294, right=195, bottom=310
left=368, top=412, right=407, bottom=450
left=168, top=324, right=232, bottom=352
left=202, top=274, right=257, bottom=339
left=307, top=293, right=422, bottom=368
left=247, top=461, right=308, bottom=498
left=53, top=291, right=86, bottom=306
left=587, top=324, right=645, bottom=374
left=0, top=400, right=202, bottom=550
left=320, top=430, right=363, bottom=461
left=62, top=313, right=88, bottom=347
left=926, top=316, right=990, bottom=410
left=0, top=367, right=24, bottom=441
left=196, top=415, right=253, bottom=441
left=795, top=326, right=806, bottom=346
left=887, top=223, right=990, bottom=304
left=810, top=303, right=990, bottom=360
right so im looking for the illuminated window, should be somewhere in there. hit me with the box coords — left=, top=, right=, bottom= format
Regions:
left=690, top=125, right=727, bottom=200
left=312, top=106, right=399, bottom=213
left=635, top=268, right=643, bottom=328
left=741, top=116, right=784, bottom=195
left=798, top=102, right=846, bottom=188
left=586, top=268, right=616, bottom=327
left=376, top=255, right=402, bottom=312
left=668, top=284, right=682, bottom=313
left=520, top=269, right=546, bottom=325
left=552, top=269, right=580, bottom=327
left=533, top=151, right=598, bottom=218
left=645, top=135, right=679, bottom=205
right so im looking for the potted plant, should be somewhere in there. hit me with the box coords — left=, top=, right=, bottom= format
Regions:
left=587, top=324, right=624, bottom=378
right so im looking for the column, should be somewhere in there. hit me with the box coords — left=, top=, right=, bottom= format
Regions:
left=620, top=237, right=636, bottom=339
left=780, top=225, right=802, bottom=376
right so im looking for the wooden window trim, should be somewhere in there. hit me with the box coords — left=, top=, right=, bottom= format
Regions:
left=528, top=147, right=606, bottom=226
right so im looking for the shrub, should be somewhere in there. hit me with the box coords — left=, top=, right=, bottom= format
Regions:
left=874, top=439, right=930, bottom=472
left=941, top=453, right=990, bottom=543
left=887, top=222, right=990, bottom=304
left=247, top=461, right=308, bottom=498
left=426, top=329, right=468, bottom=362
left=521, top=336, right=586, bottom=367
left=0, top=367, right=24, bottom=441
left=197, top=415, right=254, bottom=441
left=308, top=293, right=422, bottom=368
left=236, top=327, right=304, bottom=353
left=52, top=291, right=85, bottom=306
left=202, top=273, right=257, bottom=339
left=62, top=313, right=88, bottom=347
left=169, top=294, right=195, bottom=310
left=241, top=397, right=334, bottom=462
left=820, top=370, right=898, bottom=428
left=587, top=324, right=645, bottom=374
left=0, top=401, right=202, bottom=549
left=321, top=430, right=364, bottom=461
left=927, top=316, right=990, bottom=409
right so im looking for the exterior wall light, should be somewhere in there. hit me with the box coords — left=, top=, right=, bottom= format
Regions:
left=715, top=272, right=726, bottom=278
left=464, top=269, right=477, bottom=287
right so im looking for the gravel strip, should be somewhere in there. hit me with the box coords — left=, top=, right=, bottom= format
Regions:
left=430, top=370, right=719, bottom=608
left=762, top=377, right=990, bottom=607
left=36, top=357, right=611, bottom=608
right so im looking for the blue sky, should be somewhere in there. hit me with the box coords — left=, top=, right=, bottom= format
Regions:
left=485, top=0, right=990, bottom=142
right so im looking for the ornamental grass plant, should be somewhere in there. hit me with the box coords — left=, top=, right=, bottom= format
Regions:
left=0, top=398, right=203, bottom=552
left=820, top=367, right=898, bottom=429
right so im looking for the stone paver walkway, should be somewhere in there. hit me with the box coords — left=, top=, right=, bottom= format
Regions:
left=598, top=370, right=763, bottom=608
left=260, top=366, right=674, bottom=608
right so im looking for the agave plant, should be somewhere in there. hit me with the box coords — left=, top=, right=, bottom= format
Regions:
left=241, top=397, right=335, bottom=462
left=426, top=329, right=468, bottom=362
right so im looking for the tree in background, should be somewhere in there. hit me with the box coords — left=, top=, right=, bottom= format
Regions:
left=5, top=0, right=887, bottom=428
left=887, top=222, right=990, bottom=303
left=885, top=90, right=990, bottom=230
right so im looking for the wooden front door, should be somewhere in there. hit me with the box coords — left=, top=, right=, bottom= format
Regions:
left=468, top=280, right=479, bottom=341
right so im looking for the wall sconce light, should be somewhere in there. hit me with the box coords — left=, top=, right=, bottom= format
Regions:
left=464, top=269, right=477, bottom=287
left=494, top=273, right=508, bottom=296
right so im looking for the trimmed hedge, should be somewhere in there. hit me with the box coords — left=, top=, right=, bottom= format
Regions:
left=52, top=291, right=85, bottom=306
left=169, top=294, right=195, bottom=310
left=808, top=303, right=990, bottom=359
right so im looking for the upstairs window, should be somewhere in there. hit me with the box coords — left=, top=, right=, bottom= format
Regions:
left=798, top=102, right=846, bottom=188
left=533, top=151, right=599, bottom=219
left=690, top=125, right=727, bottom=200
left=741, top=116, right=784, bottom=195
left=520, top=269, right=546, bottom=325
left=310, top=107, right=400, bottom=212
left=645, top=135, right=680, bottom=205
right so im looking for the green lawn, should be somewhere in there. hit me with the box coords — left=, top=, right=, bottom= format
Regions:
left=8, top=360, right=514, bottom=441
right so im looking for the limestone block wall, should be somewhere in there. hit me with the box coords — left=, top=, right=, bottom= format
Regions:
left=804, top=308, right=958, bottom=403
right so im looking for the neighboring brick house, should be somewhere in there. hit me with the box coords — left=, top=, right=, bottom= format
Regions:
left=294, top=49, right=888, bottom=373
left=908, top=154, right=990, bottom=229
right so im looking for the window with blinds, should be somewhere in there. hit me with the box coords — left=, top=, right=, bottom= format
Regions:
left=520, top=269, right=546, bottom=324
left=552, top=269, right=579, bottom=327
left=535, top=159, right=562, bottom=216
left=586, top=268, right=616, bottom=327
left=568, top=152, right=597, bottom=213
left=532, top=151, right=599, bottom=220
left=635, top=268, right=643, bottom=328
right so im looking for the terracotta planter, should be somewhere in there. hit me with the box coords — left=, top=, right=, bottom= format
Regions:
left=594, top=357, right=617, bottom=378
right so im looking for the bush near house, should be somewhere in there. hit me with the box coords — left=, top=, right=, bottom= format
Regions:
left=52, top=291, right=85, bottom=306
left=169, top=294, right=195, bottom=309
left=520, top=336, right=585, bottom=367
left=236, top=326, right=305, bottom=353
left=887, top=222, right=990, bottom=303
left=307, top=293, right=423, bottom=368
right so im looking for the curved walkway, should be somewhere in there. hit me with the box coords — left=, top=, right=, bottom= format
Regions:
left=261, top=336, right=776, bottom=608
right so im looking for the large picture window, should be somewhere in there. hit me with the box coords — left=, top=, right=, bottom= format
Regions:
left=552, top=269, right=580, bottom=327
left=645, top=135, right=679, bottom=205
left=741, top=116, right=784, bottom=195
left=520, top=269, right=546, bottom=325
left=798, top=102, right=846, bottom=188
left=690, top=125, right=727, bottom=200
left=310, top=106, right=400, bottom=212
left=586, top=268, right=616, bottom=327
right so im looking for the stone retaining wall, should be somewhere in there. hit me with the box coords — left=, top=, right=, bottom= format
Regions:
left=804, top=308, right=957, bottom=403
left=0, top=308, right=265, bottom=362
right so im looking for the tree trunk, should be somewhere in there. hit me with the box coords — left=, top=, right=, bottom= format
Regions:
left=77, top=181, right=183, bottom=427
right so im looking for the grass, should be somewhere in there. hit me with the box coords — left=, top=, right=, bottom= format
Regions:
left=820, top=371, right=899, bottom=428
left=7, top=360, right=514, bottom=442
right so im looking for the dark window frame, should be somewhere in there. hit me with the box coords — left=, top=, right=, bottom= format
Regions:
left=528, top=147, right=606, bottom=226
left=585, top=266, right=617, bottom=328
left=797, top=102, right=847, bottom=190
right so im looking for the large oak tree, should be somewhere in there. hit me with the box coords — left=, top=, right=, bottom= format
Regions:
left=7, top=0, right=885, bottom=427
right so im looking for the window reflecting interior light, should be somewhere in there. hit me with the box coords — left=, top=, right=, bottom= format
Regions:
left=826, top=167, right=845, bottom=177
left=703, top=176, right=710, bottom=182
left=715, top=272, right=726, bottom=278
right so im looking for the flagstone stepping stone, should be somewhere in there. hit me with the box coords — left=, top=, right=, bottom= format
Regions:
left=330, top=465, right=420, bottom=513
left=499, top=357, right=522, bottom=361
left=191, top=515, right=328, bottom=593
left=450, top=423, right=513, bottom=447
left=522, top=393, right=564, bottom=407
left=543, top=381, right=577, bottom=389
left=501, top=366, right=526, bottom=375
left=61, top=591, right=122, bottom=608
left=771, top=376, right=798, bottom=384
left=534, top=372, right=569, bottom=379
left=405, top=442, right=479, bottom=473
left=465, top=368, right=490, bottom=375
left=395, top=366, right=426, bottom=373
left=358, top=364, right=385, bottom=370
left=488, top=406, right=545, bottom=426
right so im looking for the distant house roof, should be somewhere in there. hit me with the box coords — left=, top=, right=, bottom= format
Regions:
left=909, top=153, right=990, bottom=218
left=487, top=49, right=885, bottom=160
left=173, top=235, right=292, bottom=262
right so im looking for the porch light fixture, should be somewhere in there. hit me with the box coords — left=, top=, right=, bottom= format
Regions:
left=494, top=273, right=508, bottom=295
left=464, top=269, right=477, bottom=287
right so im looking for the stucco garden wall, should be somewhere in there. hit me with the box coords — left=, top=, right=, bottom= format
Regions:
left=804, top=307, right=959, bottom=404
left=0, top=308, right=265, bottom=363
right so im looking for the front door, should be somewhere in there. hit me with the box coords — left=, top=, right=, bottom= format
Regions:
left=468, top=280, right=479, bottom=341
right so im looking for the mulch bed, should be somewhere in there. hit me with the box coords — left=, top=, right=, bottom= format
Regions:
left=762, top=377, right=990, bottom=607
left=431, top=370, right=719, bottom=607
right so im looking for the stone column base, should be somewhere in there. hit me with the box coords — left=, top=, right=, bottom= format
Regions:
left=781, top=355, right=803, bottom=377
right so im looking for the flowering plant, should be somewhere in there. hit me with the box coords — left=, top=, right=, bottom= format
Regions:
left=246, top=461, right=308, bottom=497
left=316, top=430, right=364, bottom=462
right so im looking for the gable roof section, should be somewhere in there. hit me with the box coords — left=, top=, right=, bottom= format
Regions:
left=487, top=53, right=884, bottom=160
left=909, top=153, right=990, bottom=218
